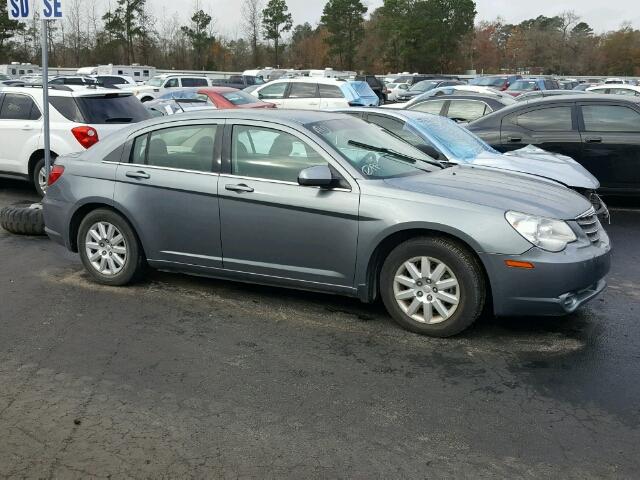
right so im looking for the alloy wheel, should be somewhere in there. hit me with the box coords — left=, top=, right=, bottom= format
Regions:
left=392, top=256, right=460, bottom=324
left=85, top=222, right=128, bottom=276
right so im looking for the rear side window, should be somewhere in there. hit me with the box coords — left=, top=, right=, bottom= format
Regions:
left=182, top=78, right=208, bottom=87
left=74, top=95, right=151, bottom=124
left=581, top=105, right=640, bottom=132
left=0, top=93, right=40, bottom=120
left=319, top=84, right=344, bottom=98
left=288, top=82, right=318, bottom=98
left=49, top=97, right=85, bottom=122
left=132, top=125, right=218, bottom=172
left=409, top=100, right=445, bottom=115
left=517, top=107, right=573, bottom=131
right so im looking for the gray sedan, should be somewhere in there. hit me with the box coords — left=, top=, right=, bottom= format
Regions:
left=43, top=110, right=611, bottom=337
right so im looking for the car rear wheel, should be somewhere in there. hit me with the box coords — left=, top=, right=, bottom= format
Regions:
left=380, top=237, right=485, bottom=337
left=32, top=156, right=55, bottom=197
left=78, top=209, right=145, bottom=286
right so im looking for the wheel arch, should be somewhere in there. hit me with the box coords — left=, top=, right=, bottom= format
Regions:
left=360, top=226, right=493, bottom=309
left=28, top=149, right=59, bottom=178
left=68, top=202, right=146, bottom=259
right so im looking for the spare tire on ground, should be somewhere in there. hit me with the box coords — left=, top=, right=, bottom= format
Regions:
left=0, top=201, right=46, bottom=236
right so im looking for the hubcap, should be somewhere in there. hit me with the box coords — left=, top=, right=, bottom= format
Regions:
left=85, top=222, right=127, bottom=276
left=392, top=256, right=460, bottom=324
left=37, top=166, right=47, bottom=193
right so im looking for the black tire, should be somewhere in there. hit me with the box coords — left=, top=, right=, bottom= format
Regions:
left=380, top=236, right=485, bottom=337
left=77, top=209, right=146, bottom=286
left=0, top=201, right=46, bottom=236
left=31, top=156, right=56, bottom=197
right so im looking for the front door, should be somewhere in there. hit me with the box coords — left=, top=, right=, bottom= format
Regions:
left=578, top=102, right=640, bottom=192
left=219, top=122, right=360, bottom=288
left=113, top=121, right=223, bottom=268
left=499, top=104, right=582, bottom=160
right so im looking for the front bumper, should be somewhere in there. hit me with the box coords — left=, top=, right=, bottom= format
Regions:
left=480, top=241, right=611, bottom=317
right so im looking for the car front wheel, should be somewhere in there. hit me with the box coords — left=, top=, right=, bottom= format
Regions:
left=380, top=237, right=485, bottom=337
left=78, top=209, right=145, bottom=286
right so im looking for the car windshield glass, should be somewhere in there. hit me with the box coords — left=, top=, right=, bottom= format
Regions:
left=509, top=80, right=538, bottom=91
left=147, top=77, right=164, bottom=87
left=306, top=117, right=440, bottom=179
left=410, top=81, right=439, bottom=92
left=412, top=115, right=497, bottom=161
left=74, top=94, right=151, bottom=123
left=471, top=77, right=506, bottom=87
left=221, top=90, right=258, bottom=105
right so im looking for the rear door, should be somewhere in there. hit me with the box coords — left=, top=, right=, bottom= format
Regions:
left=0, top=92, right=42, bottom=175
left=282, top=82, right=320, bottom=109
left=113, top=120, right=223, bottom=268
left=577, top=102, right=640, bottom=192
left=319, top=83, right=349, bottom=108
left=499, top=103, right=582, bottom=158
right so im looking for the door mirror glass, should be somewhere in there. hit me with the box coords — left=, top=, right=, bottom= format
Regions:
left=298, top=165, right=334, bottom=187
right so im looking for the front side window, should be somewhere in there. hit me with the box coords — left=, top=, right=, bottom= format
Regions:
left=288, top=82, right=318, bottom=99
left=367, top=114, right=425, bottom=148
left=258, top=82, right=287, bottom=99
left=221, top=91, right=259, bottom=106
left=0, top=93, right=40, bottom=120
left=306, top=117, right=439, bottom=179
left=508, top=80, right=539, bottom=91
left=231, top=125, right=327, bottom=183
left=581, top=105, right=640, bottom=132
left=131, top=125, right=218, bottom=172
left=446, top=100, right=489, bottom=122
left=164, top=78, right=179, bottom=88
left=517, top=107, right=573, bottom=131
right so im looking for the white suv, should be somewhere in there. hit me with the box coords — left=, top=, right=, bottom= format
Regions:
left=0, top=86, right=151, bottom=195
left=130, top=74, right=211, bottom=102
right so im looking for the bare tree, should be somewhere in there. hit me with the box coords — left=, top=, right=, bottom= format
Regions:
left=241, top=0, right=262, bottom=66
left=66, top=0, right=83, bottom=66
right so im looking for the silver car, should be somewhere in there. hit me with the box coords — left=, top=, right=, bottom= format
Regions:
left=43, top=110, right=611, bottom=337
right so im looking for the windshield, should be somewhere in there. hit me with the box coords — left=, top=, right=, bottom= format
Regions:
left=412, top=115, right=497, bottom=161
left=470, top=77, right=506, bottom=87
left=147, top=76, right=164, bottom=87
left=508, top=80, right=538, bottom=91
left=221, top=90, right=259, bottom=105
left=410, top=80, right=439, bottom=92
left=305, top=117, right=439, bottom=179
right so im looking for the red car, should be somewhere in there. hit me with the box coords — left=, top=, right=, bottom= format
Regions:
left=193, top=87, right=276, bottom=109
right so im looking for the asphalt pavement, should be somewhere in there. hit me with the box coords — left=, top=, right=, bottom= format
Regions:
left=1, top=179, right=639, bottom=479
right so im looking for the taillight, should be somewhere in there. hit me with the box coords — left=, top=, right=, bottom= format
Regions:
left=71, top=126, right=99, bottom=149
left=48, top=165, right=65, bottom=186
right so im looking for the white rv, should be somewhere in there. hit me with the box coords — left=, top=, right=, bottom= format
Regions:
left=0, top=62, right=40, bottom=77
left=76, top=64, right=156, bottom=82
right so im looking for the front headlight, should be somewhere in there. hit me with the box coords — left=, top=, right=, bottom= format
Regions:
left=505, top=211, right=577, bottom=252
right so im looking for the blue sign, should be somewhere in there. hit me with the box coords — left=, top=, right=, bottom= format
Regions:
left=7, top=0, right=33, bottom=20
left=6, top=0, right=64, bottom=20
left=41, top=0, right=63, bottom=19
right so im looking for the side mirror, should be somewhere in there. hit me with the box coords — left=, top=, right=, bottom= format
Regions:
left=298, top=165, right=334, bottom=187
left=416, top=144, right=442, bottom=159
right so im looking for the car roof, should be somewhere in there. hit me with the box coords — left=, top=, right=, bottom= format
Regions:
left=134, top=109, right=348, bottom=130
left=0, top=85, right=132, bottom=97
left=588, top=84, right=640, bottom=92
left=197, top=86, right=241, bottom=93
left=263, top=77, right=347, bottom=86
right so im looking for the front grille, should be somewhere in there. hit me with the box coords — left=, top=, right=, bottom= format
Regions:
left=576, top=208, right=601, bottom=245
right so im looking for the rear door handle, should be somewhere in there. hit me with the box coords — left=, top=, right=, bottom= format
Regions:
left=225, top=183, right=254, bottom=193
left=585, top=136, right=602, bottom=143
left=507, top=136, right=522, bottom=143
left=126, top=170, right=150, bottom=179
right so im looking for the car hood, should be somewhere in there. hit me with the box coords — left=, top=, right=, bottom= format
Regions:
left=467, top=147, right=599, bottom=190
left=383, top=165, right=592, bottom=220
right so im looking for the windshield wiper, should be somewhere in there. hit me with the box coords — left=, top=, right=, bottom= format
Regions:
left=104, top=117, right=133, bottom=123
left=348, top=140, right=444, bottom=169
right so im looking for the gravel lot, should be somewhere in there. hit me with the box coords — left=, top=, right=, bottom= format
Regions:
left=1, top=179, right=639, bottom=479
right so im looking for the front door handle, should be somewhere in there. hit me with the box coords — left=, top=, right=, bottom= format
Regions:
left=126, top=170, right=150, bottom=179
left=22, top=124, right=33, bottom=131
left=585, top=136, right=602, bottom=143
left=225, top=183, right=254, bottom=193
left=507, top=136, right=522, bottom=143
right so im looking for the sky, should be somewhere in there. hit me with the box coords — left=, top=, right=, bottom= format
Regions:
left=154, top=0, right=639, bottom=37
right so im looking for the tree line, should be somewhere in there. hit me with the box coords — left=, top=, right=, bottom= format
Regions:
left=0, top=0, right=639, bottom=76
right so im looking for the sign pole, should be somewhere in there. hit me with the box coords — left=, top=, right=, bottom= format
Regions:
left=41, top=18, right=51, bottom=180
